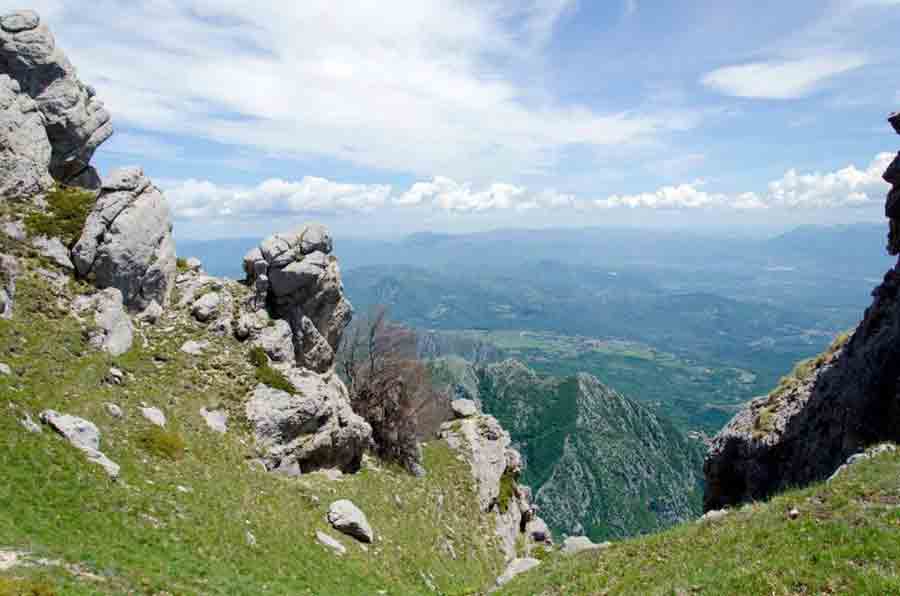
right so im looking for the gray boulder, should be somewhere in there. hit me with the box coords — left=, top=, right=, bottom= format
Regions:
left=0, top=363, right=11, bottom=375
left=243, top=224, right=352, bottom=372
left=192, top=291, right=221, bottom=323
left=245, top=373, right=372, bottom=474
left=560, top=536, right=609, bottom=555
left=32, top=235, right=73, bottom=269
left=39, top=410, right=119, bottom=478
left=253, top=319, right=295, bottom=364
left=0, top=74, right=52, bottom=198
left=73, top=288, right=133, bottom=356
left=20, top=412, right=40, bottom=433
left=0, top=10, right=113, bottom=186
left=140, top=407, right=166, bottom=428
left=180, top=340, right=209, bottom=355
left=200, top=408, right=228, bottom=434
left=72, top=167, right=176, bottom=311
left=0, top=253, right=20, bottom=319
left=327, top=500, right=373, bottom=543
left=451, top=399, right=479, bottom=419
left=525, top=518, right=552, bottom=544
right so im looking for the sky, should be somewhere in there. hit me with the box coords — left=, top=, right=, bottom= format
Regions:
left=6, top=0, right=900, bottom=240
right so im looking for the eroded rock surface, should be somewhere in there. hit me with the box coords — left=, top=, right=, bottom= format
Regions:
left=72, top=287, right=134, bottom=356
left=0, top=10, right=112, bottom=186
left=243, top=224, right=352, bottom=372
left=0, top=74, right=52, bottom=198
left=72, top=168, right=176, bottom=310
left=245, top=373, right=371, bottom=475
left=40, top=410, right=119, bottom=478
left=440, top=413, right=546, bottom=561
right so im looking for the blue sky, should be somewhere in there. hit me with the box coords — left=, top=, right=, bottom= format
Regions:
left=7, top=0, right=900, bottom=240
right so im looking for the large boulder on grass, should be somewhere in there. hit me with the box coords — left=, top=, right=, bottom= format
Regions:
left=72, top=168, right=176, bottom=311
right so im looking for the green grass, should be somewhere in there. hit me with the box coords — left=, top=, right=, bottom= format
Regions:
left=0, top=270, right=504, bottom=595
left=137, top=427, right=186, bottom=461
left=175, top=257, right=189, bottom=273
left=23, top=186, right=96, bottom=248
left=498, top=470, right=516, bottom=514
left=248, top=346, right=297, bottom=394
left=499, top=446, right=900, bottom=595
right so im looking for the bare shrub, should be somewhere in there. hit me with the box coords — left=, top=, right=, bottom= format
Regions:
left=339, top=306, right=451, bottom=474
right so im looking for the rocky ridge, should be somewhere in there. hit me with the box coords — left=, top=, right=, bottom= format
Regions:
left=704, top=113, right=900, bottom=510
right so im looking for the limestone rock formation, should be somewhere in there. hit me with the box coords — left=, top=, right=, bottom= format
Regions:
left=72, top=287, right=134, bottom=356
left=245, top=373, right=371, bottom=475
left=243, top=224, right=352, bottom=372
left=705, top=115, right=900, bottom=510
left=440, top=412, right=547, bottom=562
left=0, top=10, right=113, bottom=187
left=0, top=74, right=52, bottom=198
left=72, top=167, right=176, bottom=310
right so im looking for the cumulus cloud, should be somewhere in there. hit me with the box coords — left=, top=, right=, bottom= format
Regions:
left=765, top=152, right=893, bottom=208
left=595, top=153, right=893, bottom=211
left=395, top=177, right=578, bottom=212
left=702, top=54, right=867, bottom=99
left=164, top=177, right=391, bottom=219
left=596, top=182, right=725, bottom=209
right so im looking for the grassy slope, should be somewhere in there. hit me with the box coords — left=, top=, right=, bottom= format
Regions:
left=500, top=447, right=900, bottom=596
left=0, top=271, right=503, bottom=595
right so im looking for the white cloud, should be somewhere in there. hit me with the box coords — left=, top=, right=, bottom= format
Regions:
left=597, top=182, right=725, bottom=210
left=164, top=177, right=391, bottom=219
left=19, top=0, right=686, bottom=184
left=595, top=153, right=893, bottom=211
left=395, top=176, right=552, bottom=212
left=765, top=152, right=892, bottom=208
left=702, top=54, right=867, bottom=99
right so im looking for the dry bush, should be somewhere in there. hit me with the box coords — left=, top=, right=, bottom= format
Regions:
left=339, top=307, right=451, bottom=474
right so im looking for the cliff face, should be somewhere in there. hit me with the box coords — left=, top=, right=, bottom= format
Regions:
left=704, top=115, right=900, bottom=511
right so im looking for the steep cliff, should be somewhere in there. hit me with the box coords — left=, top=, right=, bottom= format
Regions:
left=704, top=115, right=900, bottom=510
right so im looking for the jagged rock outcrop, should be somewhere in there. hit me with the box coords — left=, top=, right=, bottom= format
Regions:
left=440, top=412, right=546, bottom=562
left=243, top=224, right=352, bottom=372
left=887, top=112, right=900, bottom=254
left=72, top=167, right=176, bottom=310
left=245, top=370, right=371, bottom=475
left=705, top=114, right=900, bottom=510
left=0, top=74, right=52, bottom=198
left=0, top=10, right=112, bottom=187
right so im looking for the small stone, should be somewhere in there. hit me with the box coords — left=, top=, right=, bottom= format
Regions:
left=105, top=403, right=123, bottom=419
left=176, top=485, right=192, bottom=494
left=245, top=530, right=257, bottom=547
left=561, top=536, right=609, bottom=555
left=451, top=399, right=479, bottom=419
left=200, top=408, right=228, bottom=434
left=107, top=367, right=125, bottom=385
left=699, top=509, right=729, bottom=523
left=496, top=558, right=540, bottom=586
left=316, top=530, right=347, bottom=556
left=140, top=407, right=166, bottom=428
left=788, top=507, right=800, bottom=520
left=180, top=340, right=209, bottom=355
left=192, top=292, right=221, bottom=322
left=327, top=500, right=374, bottom=543
left=137, top=300, right=164, bottom=325
left=20, top=413, right=41, bottom=434
left=0, top=363, right=11, bottom=376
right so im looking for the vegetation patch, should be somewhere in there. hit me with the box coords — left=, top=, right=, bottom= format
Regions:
left=769, top=331, right=852, bottom=404
left=248, top=347, right=296, bottom=394
left=753, top=406, right=776, bottom=437
left=498, top=469, right=516, bottom=514
left=0, top=577, right=56, bottom=596
left=138, top=427, right=186, bottom=461
left=175, top=257, right=189, bottom=273
left=24, top=186, right=96, bottom=248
